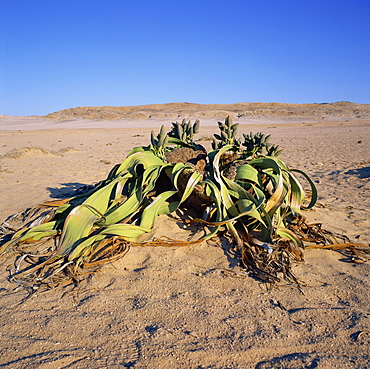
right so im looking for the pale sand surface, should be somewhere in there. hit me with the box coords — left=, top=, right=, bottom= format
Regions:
left=0, top=116, right=369, bottom=368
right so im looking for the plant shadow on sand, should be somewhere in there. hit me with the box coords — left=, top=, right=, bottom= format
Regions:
left=46, top=182, right=95, bottom=198
left=255, top=352, right=320, bottom=369
left=345, top=166, right=370, bottom=179
left=214, top=234, right=243, bottom=269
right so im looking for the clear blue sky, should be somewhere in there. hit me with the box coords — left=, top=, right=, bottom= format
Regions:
left=1, top=0, right=369, bottom=116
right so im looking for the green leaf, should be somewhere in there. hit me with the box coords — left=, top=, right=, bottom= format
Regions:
left=289, top=169, right=317, bottom=210
left=276, top=227, right=303, bottom=248
left=235, top=198, right=267, bottom=227
left=249, top=157, right=281, bottom=174
left=100, top=224, right=151, bottom=240
left=0, top=221, right=59, bottom=254
left=115, top=151, right=165, bottom=176
left=286, top=171, right=304, bottom=214
left=127, top=146, right=151, bottom=156
left=104, top=180, right=143, bottom=225
left=57, top=205, right=105, bottom=255
left=235, top=164, right=262, bottom=187
left=139, top=190, right=178, bottom=229
left=83, top=179, right=120, bottom=214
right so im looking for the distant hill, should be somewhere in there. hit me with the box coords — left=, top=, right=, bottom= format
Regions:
left=43, top=101, right=370, bottom=120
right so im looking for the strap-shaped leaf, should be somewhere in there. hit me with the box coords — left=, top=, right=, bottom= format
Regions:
left=0, top=221, right=59, bottom=254
left=276, top=227, right=303, bottom=248
left=265, top=171, right=287, bottom=216
left=210, top=146, right=241, bottom=218
left=236, top=199, right=267, bottom=227
left=235, top=164, right=263, bottom=187
left=158, top=164, right=202, bottom=215
left=115, top=150, right=165, bottom=176
left=249, top=157, right=281, bottom=173
left=83, top=179, right=120, bottom=214
left=104, top=180, right=143, bottom=225
left=57, top=205, right=105, bottom=255
left=140, top=190, right=178, bottom=230
left=68, top=233, right=105, bottom=261
left=100, top=224, right=151, bottom=240
left=289, top=169, right=317, bottom=210
left=285, top=171, right=304, bottom=214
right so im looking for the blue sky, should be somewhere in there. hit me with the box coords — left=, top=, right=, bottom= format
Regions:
left=1, top=0, right=369, bottom=116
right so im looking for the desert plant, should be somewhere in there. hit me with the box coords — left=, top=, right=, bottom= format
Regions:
left=149, top=125, right=169, bottom=159
left=242, top=131, right=283, bottom=157
left=0, top=118, right=367, bottom=293
left=168, top=118, right=200, bottom=146
left=212, top=116, right=241, bottom=150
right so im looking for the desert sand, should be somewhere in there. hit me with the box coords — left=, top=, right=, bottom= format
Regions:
left=0, top=104, right=369, bottom=368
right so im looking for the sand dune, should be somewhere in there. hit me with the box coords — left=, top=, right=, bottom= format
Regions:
left=0, top=146, right=78, bottom=159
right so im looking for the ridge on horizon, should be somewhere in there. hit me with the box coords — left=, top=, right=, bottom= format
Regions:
left=1, top=101, right=369, bottom=120
left=47, top=100, right=364, bottom=113
left=41, top=101, right=369, bottom=121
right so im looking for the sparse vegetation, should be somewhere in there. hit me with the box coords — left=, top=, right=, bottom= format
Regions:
left=0, top=117, right=368, bottom=294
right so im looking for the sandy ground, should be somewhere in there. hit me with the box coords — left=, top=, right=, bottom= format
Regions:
left=0, top=116, right=369, bottom=368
